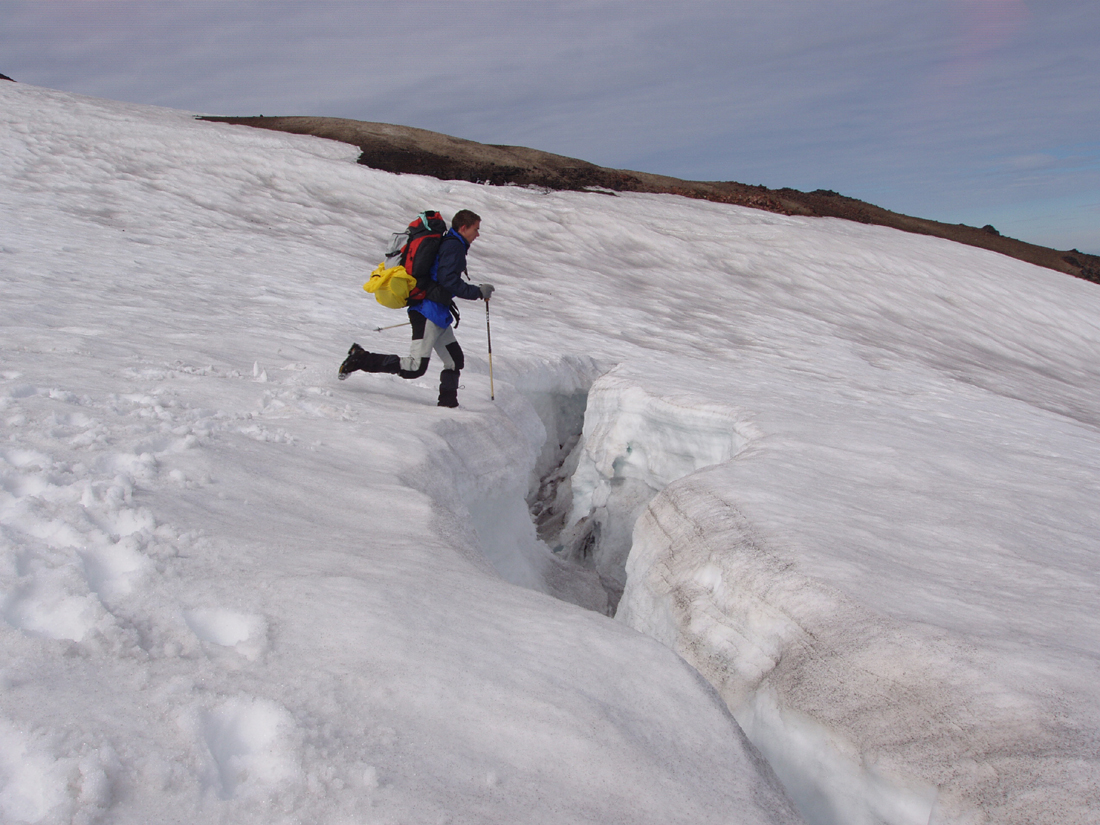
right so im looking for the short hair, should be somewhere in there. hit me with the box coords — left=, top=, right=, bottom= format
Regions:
left=451, top=209, right=481, bottom=230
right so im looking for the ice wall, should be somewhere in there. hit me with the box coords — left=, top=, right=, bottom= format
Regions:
left=551, top=372, right=1098, bottom=825
left=619, top=482, right=947, bottom=825
left=607, top=426, right=1098, bottom=825
left=555, top=370, right=754, bottom=609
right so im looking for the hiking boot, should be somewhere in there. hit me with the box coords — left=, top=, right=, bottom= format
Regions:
left=437, top=369, right=460, bottom=407
left=338, top=343, right=366, bottom=380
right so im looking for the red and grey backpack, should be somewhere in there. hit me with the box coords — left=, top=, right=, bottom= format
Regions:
left=384, top=210, right=448, bottom=303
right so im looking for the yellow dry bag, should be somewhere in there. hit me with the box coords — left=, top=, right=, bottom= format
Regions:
left=364, top=263, right=417, bottom=309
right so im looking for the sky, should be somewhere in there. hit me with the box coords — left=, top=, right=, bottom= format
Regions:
left=2, top=0, right=1099, bottom=254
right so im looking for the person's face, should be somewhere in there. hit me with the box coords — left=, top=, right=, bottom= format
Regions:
left=458, top=220, right=480, bottom=245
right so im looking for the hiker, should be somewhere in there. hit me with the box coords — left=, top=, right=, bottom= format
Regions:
left=339, top=209, right=494, bottom=407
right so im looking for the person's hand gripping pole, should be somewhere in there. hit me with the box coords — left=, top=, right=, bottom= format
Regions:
left=479, top=284, right=495, bottom=401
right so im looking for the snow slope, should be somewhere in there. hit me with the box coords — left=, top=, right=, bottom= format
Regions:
left=0, top=83, right=801, bottom=825
left=3, top=82, right=1100, bottom=825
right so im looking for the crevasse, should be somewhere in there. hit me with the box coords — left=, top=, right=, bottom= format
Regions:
left=552, top=369, right=754, bottom=612
left=466, top=366, right=946, bottom=825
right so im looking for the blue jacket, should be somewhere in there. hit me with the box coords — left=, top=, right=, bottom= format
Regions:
left=409, top=228, right=481, bottom=328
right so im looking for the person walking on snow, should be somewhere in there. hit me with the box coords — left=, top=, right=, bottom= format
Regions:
left=338, top=209, right=494, bottom=407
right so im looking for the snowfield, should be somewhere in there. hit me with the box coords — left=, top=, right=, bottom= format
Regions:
left=2, top=82, right=1099, bottom=825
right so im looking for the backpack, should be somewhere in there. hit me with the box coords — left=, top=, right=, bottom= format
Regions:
left=363, top=210, right=447, bottom=308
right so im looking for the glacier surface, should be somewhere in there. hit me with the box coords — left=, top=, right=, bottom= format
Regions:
left=3, top=81, right=1100, bottom=825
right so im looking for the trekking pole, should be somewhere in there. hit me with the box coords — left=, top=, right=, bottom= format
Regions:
left=485, top=299, right=495, bottom=401
left=373, top=321, right=411, bottom=332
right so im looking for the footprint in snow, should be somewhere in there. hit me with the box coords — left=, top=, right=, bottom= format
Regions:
left=184, top=607, right=269, bottom=660
left=199, top=697, right=299, bottom=800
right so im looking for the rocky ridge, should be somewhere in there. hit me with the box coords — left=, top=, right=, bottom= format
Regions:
left=201, top=115, right=1100, bottom=285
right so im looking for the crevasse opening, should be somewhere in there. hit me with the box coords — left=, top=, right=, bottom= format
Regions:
left=467, top=379, right=615, bottom=614
left=548, top=372, right=753, bottom=613
left=512, top=372, right=939, bottom=825
left=457, top=363, right=753, bottom=617
left=447, top=358, right=613, bottom=614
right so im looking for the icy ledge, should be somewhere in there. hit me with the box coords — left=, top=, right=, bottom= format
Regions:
left=417, top=364, right=1092, bottom=825
left=617, top=484, right=944, bottom=825
left=615, top=481, right=1098, bottom=825
left=555, top=370, right=757, bottom=611
left=565, top=374, right=1093, bottom=825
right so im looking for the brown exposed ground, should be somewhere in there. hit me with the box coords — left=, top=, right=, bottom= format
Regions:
left=200, top=115, right=1100, bottom=285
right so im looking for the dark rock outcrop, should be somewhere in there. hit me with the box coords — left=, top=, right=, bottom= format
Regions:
left=199, top=115, right=1100, bottom=285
